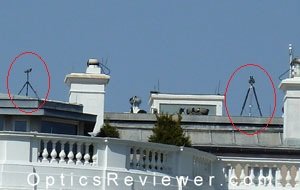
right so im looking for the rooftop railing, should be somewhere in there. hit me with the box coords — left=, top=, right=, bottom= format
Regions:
left=221, top=157, right=300, bottom=189
left=0, top=131, right=219, bottom=189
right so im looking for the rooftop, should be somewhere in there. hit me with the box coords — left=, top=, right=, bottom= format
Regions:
left=0, top=93, right=96, bottom=122
left=103, top=112, right=299, bottom=158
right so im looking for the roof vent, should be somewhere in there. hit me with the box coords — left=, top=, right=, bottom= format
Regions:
left=86, top=58, right=101, bottom=74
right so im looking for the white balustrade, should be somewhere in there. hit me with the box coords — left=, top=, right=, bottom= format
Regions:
left=0, top=132, right=219, bottom=189
left=222, top=157, right=300, bottom=189
left=129, top=146, right=171, bottom=173
left=37, top=138, right=95, bottom=166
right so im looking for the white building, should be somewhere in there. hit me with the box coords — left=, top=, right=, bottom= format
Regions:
left=149, top=92, right=224, bottom=116
left=0, top=58, right=300, bottom=189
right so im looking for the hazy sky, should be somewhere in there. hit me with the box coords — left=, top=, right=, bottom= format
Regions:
left=1, top=1, right=300, bottom=116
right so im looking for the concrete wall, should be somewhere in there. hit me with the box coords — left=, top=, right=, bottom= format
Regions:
left=105, top=113, right=283, bottom=148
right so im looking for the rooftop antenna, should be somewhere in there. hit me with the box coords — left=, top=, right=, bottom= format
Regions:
left=152, top=79, right=160, bottom=93
left=240, top=76, right=262, bottom=117
left=99, top=57, right=111, bottom=75
left=289, top=43, right=294, bottom=78
left=279, top=44, right=294, bottom=80
left=215, top=80, right=221, bottom=95
left=18, top=68, right=39, bottom=98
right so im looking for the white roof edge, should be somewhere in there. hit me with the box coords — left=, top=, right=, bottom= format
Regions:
left=0, top=93, right=80, bottom=106
left=149, top=93, right=224, bottom=100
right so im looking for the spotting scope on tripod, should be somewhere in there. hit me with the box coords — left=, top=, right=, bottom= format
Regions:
left=18, top=68, right=39, bottom=98
left=240, top=76, right=262, bottom=117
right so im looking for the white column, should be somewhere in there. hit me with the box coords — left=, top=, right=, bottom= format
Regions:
left=279, top=65, right=300, bottom=145
left=65, top=59, right=110, bottom=135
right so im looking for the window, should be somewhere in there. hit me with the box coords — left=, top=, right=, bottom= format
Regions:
left=14, top=120, right=28, bottom=132
left=41, top=121, right=77, bottom=135
left=0, top=118, right=4, bottom=131
left=159, top=104, right=217, bottom=115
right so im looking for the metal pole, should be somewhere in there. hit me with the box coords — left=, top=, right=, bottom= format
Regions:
left=252, top=86, right=263, bottom=117
left=240, top=88, right=251, bottom=116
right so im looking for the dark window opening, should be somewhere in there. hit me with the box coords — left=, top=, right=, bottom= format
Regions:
left=41, top=121, right=77, bottom=135
left=14, top=120, right=27, bottom=132
left=0, top=118, right=4, bottom=131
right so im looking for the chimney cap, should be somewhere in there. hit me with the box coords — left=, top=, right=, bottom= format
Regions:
left=87, top=58, right=100, bottom=66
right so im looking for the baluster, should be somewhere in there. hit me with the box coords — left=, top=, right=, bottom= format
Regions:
left=129, top=148, right=133, bottom=167
left=59, top=141, right=66, bottom=164
left=150, top=150, right=155, bottom=170
left=42, top=140, right=49, bottom=163
left=239, top=165, right=246, bottom=186
left=76, top=143, right=83, bottom=165
left=267, top=167, right=274, bottom=187
left=157, top=152, right=162, bottom=171
left=67, top=142, right=75, bottom=165
left=258, top=167, right=265, bottom=186
left=249, top=167, right=255, bottom=187
left=154, top=152, right=159, bottom=171
left=92, top=145, right=97, bottom=166
left=285, top=168, right=292, bottom=187
left=295, top=167, right=300, bottom=187
left=50, top=141, right=58, bottom=164
left=84, top=143, right=91, bottom=166
left=144, top=149, right=150, bottom=170
left=275, top=168, right=283, bottom=187
left=136, top=148, right=141, bottom=169
left=223, top=167, right=228, bottom=181
left=132, top=147, right=137, bottom=169
left=37, top=139, right=41, bottom=162
left=161, top=152, right=165, bottom=172
left=227, top=166, right=232, bottom=183
left=138, top=149, right=144, bottom=170
left=229, top=166, right=238, bottom=187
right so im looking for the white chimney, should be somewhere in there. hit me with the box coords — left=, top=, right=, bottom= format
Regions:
left=279, top=58, right=300, bottom=145
left=64, top=58, right=110, bottom=135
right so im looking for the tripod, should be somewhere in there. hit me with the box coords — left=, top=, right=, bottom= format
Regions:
left=240, top=76, right=262, bottom=117
left=18, top=68, right=39, bottom=99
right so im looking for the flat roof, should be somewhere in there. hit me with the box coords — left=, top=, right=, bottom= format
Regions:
left=104, top=113, right=291, bottom=152
left=0, top=93, right=96, bottom=122
left=149, top=92, right=224, bottom=103
left=104, top=112, right=282, bottom=125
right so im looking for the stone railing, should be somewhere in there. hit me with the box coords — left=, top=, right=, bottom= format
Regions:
left=0, top=131, right=218, bottom=189
left=128, top=144, right=172, bottom=174
left=34, top=134, right=216, bottom=175
left=37, top=135, right=97, bottom=166
left=221, top=157, right=300, bottom=189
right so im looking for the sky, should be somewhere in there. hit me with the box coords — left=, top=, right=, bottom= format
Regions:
left=1, top=0, right=300, bottom=117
